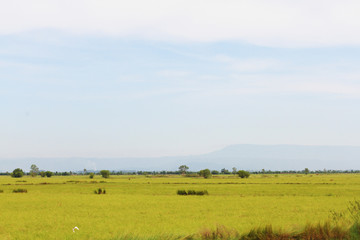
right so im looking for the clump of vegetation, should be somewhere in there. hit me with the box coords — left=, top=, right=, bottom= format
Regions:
left=237, top=170, right=250, bottom=178
left=13, top=188, right=27, bottom=193
left=195, top=223, right=350, bottom=240
left=199, top=169, right=212, bottom=179
left=94, top=188, right=106, bottom=194
left=40, top=171, right=53, bottom=177
left=11, top=168, right=24, bottom=178
left=100, top=170, right=110, bottom=178
left=178, top=165, right=189, bottom=175
left=198, top=225, right=238, bottom=240
left=177, top=190, right=208, bottom=196
left=89, top=172, right=95, bottom=179
left=30, top=164, right=39, bottom=177
left=0, top=190, right=3, bottom=193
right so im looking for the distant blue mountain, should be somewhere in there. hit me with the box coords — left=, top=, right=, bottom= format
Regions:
left=1, top=144, right=360, bottom=172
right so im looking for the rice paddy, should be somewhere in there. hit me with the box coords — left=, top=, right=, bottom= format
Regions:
left=1, top=173, right=360, bottom=239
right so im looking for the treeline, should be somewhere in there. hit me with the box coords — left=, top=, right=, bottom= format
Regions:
left=2, top=166, right=360, bottom=176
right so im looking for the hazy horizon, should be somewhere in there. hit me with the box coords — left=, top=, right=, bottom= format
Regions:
left=2, top=144, right=360, bottom=172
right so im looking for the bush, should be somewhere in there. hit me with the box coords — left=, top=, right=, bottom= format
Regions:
left=199, top=169, right=212, bottom=179
left=0, top=190, right=3, bottom=193
left=45, top=171, right=53, bottom=177
left=177, top=190, right=187, bottom=195
left=196, top=190, right=209, bottom=195
left=89, top=172, right=95, bottom=179
left=13, top=188, right=27, bottom=193
left=94, top=188, right=106, bottom=194
left=100, top=170, right=110, bottom=178
left=177, top=189, right=209, bottom=196
left=40, top=171, right=46, bottom=177
left=11, top=168, right=24, bottom=178
left=237, top=170, right=250, bottom=178
left=187, top=190, right=196, bottom=195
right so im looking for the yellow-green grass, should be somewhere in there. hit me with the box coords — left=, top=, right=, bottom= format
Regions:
left=0, top=174, right=359, bottom=239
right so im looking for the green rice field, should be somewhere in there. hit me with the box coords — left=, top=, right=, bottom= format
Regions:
left=1, top=173, right=360, bottom=239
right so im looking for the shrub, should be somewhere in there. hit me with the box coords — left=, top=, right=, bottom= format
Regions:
left=177, top=190, right=187, bottom=195
left=45, top=171, right=53, bottom=177
left=187, top=190, right=196, bottom=195
left=11, top=168, right=24, bottom=178
left=177, top=189, right=209, bottom=196
left=13, top=188, right=27, bottom=193
left=89, top=172, right=95, bottom=179
left=237, top=170, right=250, bottom=178
left=40, top=171, right=46, bottom=177
left=94, top=188, right=106, bottom=194
left=196, top=190, right=208, bottom=195
left=0, top=190, right=3, bottom=193
left=199, top=169, right=212, bottom=179
left=100, top=170, right=110, bottom=178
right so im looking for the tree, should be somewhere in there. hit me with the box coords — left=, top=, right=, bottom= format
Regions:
left=237, top=170, right=250, bottom=178
left=221, top=168, right=230, bottom=174
left=304, top=168, right=310, bottom=175
left=232, top=167, right=237, bottom=174
left=11, top=168, right=24, bottom=178
left=211, top=170, right=220, bottom=175
left=89, top=172, right=95, bottom=179
left=45, top=171, right=53, bottom=177
left=83, top=169, right=87, bottom=175
left=40, top=171, right=46, bottom=177
left=199, top=169, right=212, bottom=179
left=178, top=165, right=189, bottom=175
left=100, top=170, right=110, bottom=178
left=30, top=164, right=39, bottom=177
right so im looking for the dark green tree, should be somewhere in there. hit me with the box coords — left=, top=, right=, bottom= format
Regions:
left=237, top=170, right=250, bottom=178
left=45, top=171, right=53, bottom=177
left=100, top=170, right=110, bottom=178
left=11, top=168, right=24, bottom=178
left=199, top=169, right=212, bottom=179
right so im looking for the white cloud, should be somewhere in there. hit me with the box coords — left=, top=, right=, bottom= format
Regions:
left=1, top=0, right=360, bottom=47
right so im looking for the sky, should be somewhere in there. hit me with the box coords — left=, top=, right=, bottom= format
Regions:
left=1, top=0, right=360, bottom=159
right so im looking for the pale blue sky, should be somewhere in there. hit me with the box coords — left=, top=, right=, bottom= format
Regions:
left=1, top=1, right=360, bottom=158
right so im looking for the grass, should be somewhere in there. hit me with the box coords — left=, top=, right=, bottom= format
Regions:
left=0, top=174, right=359, bottom=239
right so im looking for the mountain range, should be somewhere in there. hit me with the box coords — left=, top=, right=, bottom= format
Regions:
left=1, top=144, right=360, bottom=172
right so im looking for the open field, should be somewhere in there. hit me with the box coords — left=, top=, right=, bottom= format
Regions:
left=1, top=174, right=360, bottom=239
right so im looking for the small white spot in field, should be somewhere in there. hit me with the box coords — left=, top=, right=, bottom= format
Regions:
left=73, top=226, right=79, bottom=232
